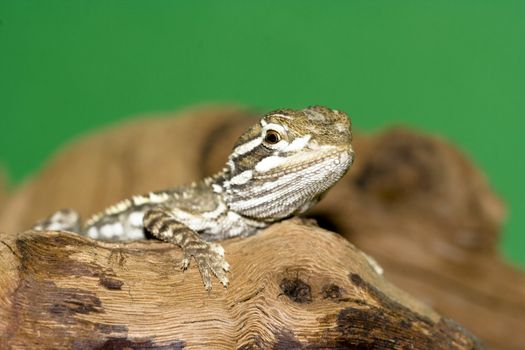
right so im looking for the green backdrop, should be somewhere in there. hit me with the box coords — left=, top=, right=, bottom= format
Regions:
left=1, top=1, right=523, bottom=267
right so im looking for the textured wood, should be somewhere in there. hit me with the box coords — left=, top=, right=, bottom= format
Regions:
left=0, top=104, right=521, bottom=348
left=0, top=220, right=481, bottom=349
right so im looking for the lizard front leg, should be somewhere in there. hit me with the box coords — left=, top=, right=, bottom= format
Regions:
left=143, top=207, right=230, bottom=290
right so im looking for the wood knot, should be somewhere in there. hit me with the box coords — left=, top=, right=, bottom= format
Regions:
left=279, top=277, right=312, bottom=304
left=322, top=283, right=344, bottom=300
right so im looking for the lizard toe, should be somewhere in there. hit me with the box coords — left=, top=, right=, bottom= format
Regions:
left=180, top=255, right=191, bottom=270
left=194, top=256, right=213, bottom=290
left=210, top=262, right=230, bottom=287
left=185, top=243, right=231, bottom=290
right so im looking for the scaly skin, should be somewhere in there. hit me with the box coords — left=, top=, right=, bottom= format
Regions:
left=33, top=106, right=355, bottom=290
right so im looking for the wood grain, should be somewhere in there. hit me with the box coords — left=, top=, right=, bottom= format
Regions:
left=0, top=220, right=481, bottom=349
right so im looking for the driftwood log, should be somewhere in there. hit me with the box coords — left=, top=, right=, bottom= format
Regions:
left=0, top=105, right=523, bottom=348
left=0, top=220, right=480, bottom=349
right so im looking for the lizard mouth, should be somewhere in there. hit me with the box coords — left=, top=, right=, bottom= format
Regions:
left=254, top=146, right=353, bottom=180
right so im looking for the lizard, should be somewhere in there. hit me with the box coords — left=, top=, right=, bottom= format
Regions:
left=32, top=106, right=355, bottom=290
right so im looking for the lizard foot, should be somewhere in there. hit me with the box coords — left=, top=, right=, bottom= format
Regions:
left=181, top=242, right=230, bottom=290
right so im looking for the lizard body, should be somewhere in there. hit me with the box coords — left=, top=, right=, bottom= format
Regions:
left=33, top=106, right=354, bottom=289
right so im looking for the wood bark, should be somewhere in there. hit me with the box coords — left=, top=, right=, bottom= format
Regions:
left=0, top=105, right=521, bottom=348
left=0, top=220, right=481, bottom=349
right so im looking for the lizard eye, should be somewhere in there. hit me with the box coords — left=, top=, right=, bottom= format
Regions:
left=263, top=130, right=282, bottom=145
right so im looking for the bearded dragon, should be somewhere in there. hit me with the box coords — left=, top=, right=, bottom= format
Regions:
left=33, top=106, right=354, bottom=290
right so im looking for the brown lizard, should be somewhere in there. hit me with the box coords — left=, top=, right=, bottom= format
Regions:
left=33, top=106, right=354, bottom=290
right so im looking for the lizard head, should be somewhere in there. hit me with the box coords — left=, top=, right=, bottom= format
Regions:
left=221, top=105, right=354, bottom=221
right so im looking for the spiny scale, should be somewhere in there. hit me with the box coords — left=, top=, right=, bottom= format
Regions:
left=32, top=106, right=354, bottom=290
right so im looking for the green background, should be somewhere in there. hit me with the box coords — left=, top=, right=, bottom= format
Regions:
left=1, top=1, right=523, bottom=267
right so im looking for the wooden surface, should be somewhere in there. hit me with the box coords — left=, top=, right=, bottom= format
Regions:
left=0, top=105, right=522, bottom=348
left=0, top=220, right=481, bottom=349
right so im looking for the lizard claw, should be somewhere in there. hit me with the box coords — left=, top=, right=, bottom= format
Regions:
left=180, top=256, right=191, bottom=270
left=182, top=242, right=230, bottom=290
